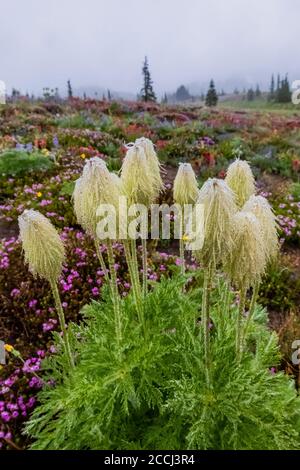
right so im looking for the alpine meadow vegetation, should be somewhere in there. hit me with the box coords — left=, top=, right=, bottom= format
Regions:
left=15, top=140, right=300, bottom=450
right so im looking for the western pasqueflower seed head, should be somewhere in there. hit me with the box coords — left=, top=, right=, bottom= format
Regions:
left=135, top=137, right=164, bottom=197
left=121, top=144, right=155, bottom=206
left=243, top=195, right=279, bottom=262
left=194, top=178, right=237, bottom=268
left=73, top=157, right=119, bottom=237
left=225, top=211, right=267, bottom=290
left=18, top=209, right=65, bottom=282
left=225, top=159, right=255, bottom=208
left=173, top=163, right=199, bottom=206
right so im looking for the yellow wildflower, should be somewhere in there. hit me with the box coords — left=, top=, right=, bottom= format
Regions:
left=36, top=192, right=42, bottom=198
left=4, top=344, right=14, bottom=352
left=80, top=153, right=86, bottom=159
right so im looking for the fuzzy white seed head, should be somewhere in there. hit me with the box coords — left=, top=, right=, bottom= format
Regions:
left=18, top=210, right=65, bottom=282
left=194, top=178, right=237, bottom=268
left=121, top=144, right=155, bottom=206
left=173, top=163, right=199, bottom=206
left=135, top=137, right=164, bottom=197
left=73, top=157, right=120, bottom=237
left=225, top=211, right=267, bottom=290
left=110, top=172, right=122, bottom=189
left=243, top=195, right=279, bottom=262
left=225, top=159, right=255, bottom=208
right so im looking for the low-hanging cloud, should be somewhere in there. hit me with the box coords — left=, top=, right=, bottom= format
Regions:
left=0, top=0, right=299, bottom=96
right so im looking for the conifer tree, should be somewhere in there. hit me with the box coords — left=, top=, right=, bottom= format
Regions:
left=247, top=88, right=255, bottom=101
left=161, top=92, right=168, bottom=104
left=205, top=79, right=218, bottom=107
left=67, top=80, right=73, bottom=99
left=140, top=56, right=156, bottom=102
left=269, top=74, right=275, bottom=100
left=255, top=84, right=261, bottom=98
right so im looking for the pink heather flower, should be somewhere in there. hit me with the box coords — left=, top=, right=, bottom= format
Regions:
left=27, top=397, right=36, bottom=408
left=1, top=411, right=10, bottom=422
left=28, top=299, right=38, bottom=308
left=10, top=288, right=21, bottom=297
left=175, top=258, right=183, bottom=266
left=29, top=377, right=43, bottom=389
left=159, top=264, right=166, bottom=271
left=91, top=287, right=99, bottom=296
left=37, top=350, right=45, bottom=358
left=39, top=199, right=52, bottom=207
left=148, top=273, right=158, bottom=281
left=42, top=318, right=57, bottom=332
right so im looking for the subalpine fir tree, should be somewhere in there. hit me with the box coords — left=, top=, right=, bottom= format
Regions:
left=269, top=74, right=275, bottom=101
left=161, top=92, right=168, bottom=104
left=255, top=84, right=261, bottom=98
left=277, top=76, right=291, bottom=103
left=67, top=80, right=73, bottom=99
left=247, top=88, right=255, bottom=101
left=205, top=79, right=218, bottom=106
left=276, top=74, right=281, bottom=100
left=140, top=56, right=156, bottom=102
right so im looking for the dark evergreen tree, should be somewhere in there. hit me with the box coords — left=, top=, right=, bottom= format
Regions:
left=255, top=84, right=261, bottom=98
left=161, top=92, right=168, bottom=104
left=276, top=74, right=281, bottom=100
left=140, top=56, right=156, bottom=102
left=269, top=74, right=275, bottom=100
left=175, top=85, right=191, bottom=101
left=247, top=88, right=255, bottom=101
left=67, top=80, right=73, bottom=99
left=107, top=89, right=112, bottom=101
left=277, top=76, right=291, bottom=103
left=205, top=79, right=218, bottom=107
left=83, top=92, right=87, bottom=100
left=233, top=87, right=239, bottom=95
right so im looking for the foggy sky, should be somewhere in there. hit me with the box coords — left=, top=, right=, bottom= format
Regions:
left=1, top=0, right=299, bottom=96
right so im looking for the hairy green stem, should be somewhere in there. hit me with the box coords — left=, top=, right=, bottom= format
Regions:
left=94, top=240, right=110, bottom=287
left=179, top=239, right=185, bottom=276
left=123, top=240, right=143, bottom=325
left=50, top=279, right=74, bottom=368
left=202, top=265, right=213, bottom=385
left=142, top=238, right=148, bottom=297
left=106, top=239, right=122, bottom=346
left=242, top=282, right=259, bottom=349
left=130, top=238, right=140, bottom=292
left=236, top=287, right=247, bottom=361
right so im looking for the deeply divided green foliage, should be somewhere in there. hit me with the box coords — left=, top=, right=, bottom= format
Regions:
left=25, top=276, right=300, bottom=450
left=0, top=150, right=54, bottom=176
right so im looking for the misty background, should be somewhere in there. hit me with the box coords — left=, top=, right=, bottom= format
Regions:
left=1, top=0, right=299, bottom=99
